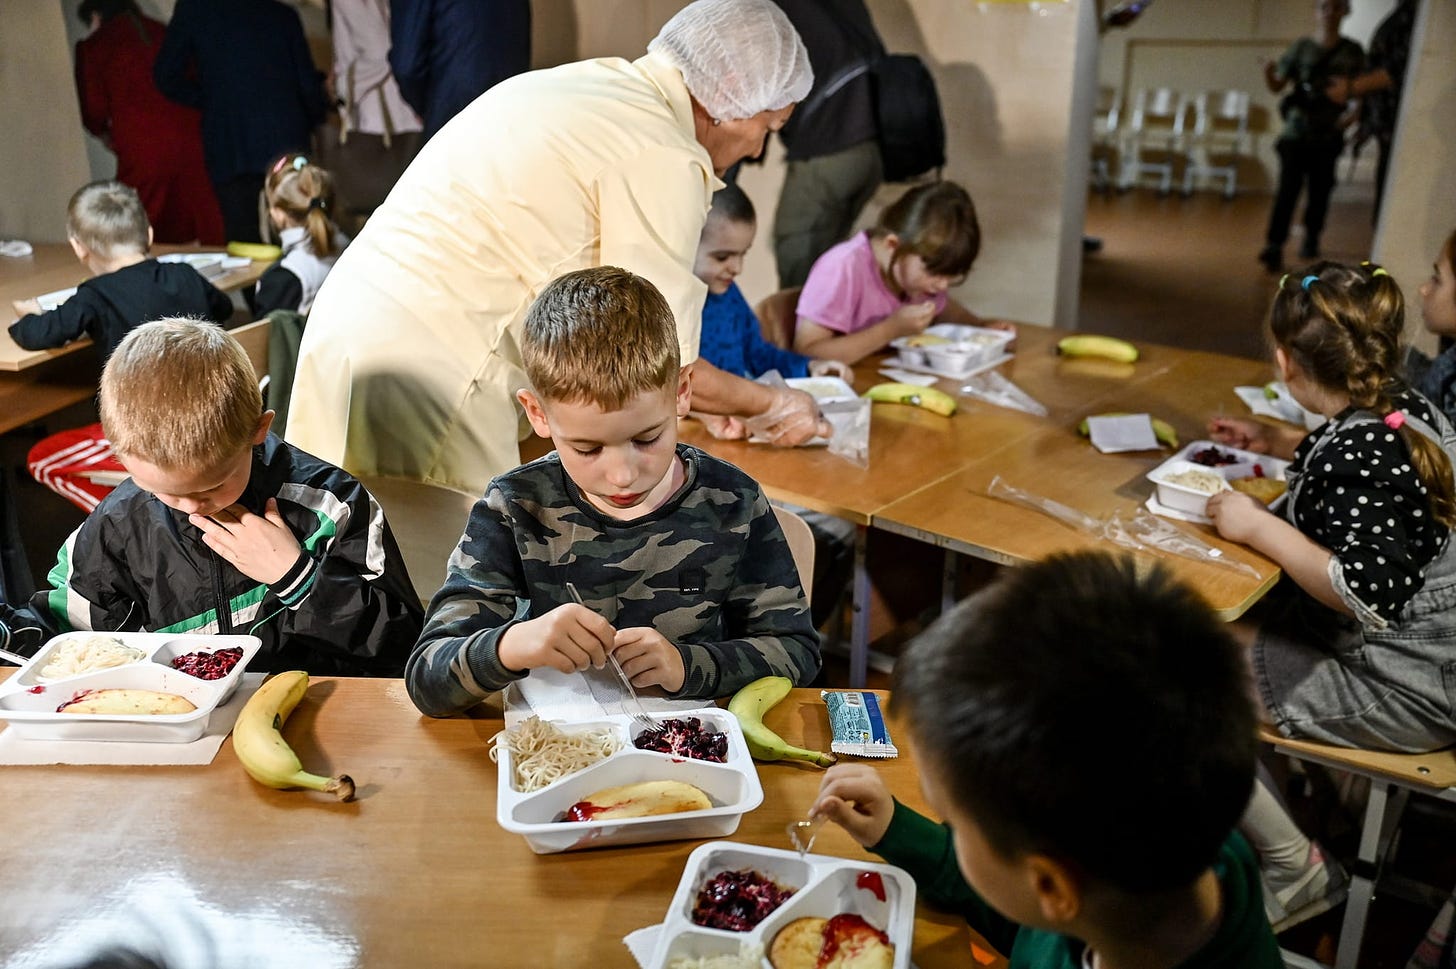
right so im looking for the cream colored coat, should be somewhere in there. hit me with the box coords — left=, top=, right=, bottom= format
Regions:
left=286, top=52, right=716, bottom=495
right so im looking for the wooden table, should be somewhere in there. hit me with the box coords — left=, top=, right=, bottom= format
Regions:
left=0, top=676, right=998, bottom=968
left=679, top=327, right=1286, bottom=677
left=0, top=243, right=270, bottom=373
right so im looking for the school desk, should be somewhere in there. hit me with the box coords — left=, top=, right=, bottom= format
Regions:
left=677, top=327, right=1285, bottom=680
left=0, top=674, right=1002, bottom=968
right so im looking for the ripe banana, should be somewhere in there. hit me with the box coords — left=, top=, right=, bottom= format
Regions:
left=862, top=382, right=957, bottom=417
left=728, top=676, right=837, bottom=768
left=1077, top=412, right=1180, bottom=449
left=225, top=241, right=283, bottom=262
left=1056, top=334, right=1139, bottom=364
left=563, top=780, right=711, bottom=821
left=232, top=671, right=355, bottom=801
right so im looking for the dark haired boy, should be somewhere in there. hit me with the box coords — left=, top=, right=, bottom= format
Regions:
left=814, top=552, right=1282, bottom=968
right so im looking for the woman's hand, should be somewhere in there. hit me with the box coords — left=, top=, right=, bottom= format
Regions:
left=812, top=763, right=896, bottom=849
left=1206, top=490, right=1272, bottom=546
left=498, top=604, right=614, bottom=675
left=689, top=411, right=749, bottom=439
left=753, top=387, right=831, bottom=447
left=612, top=627, right=685, bottom=692
left=808, top=359, right=853, bottom=381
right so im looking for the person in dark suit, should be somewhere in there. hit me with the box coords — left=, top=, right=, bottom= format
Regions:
left=388, top=0, right=532, bottom=144
left=153, top=0, right=328, bottom=243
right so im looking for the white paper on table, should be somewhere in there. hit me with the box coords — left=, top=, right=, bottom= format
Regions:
left=876, top=367, right=939, bottom=386
left=0, top=239, right=34, bottom=258
left=1086, top=414, right=1160, bottom=453
left=506, top=667, right=704, bottom=727
left=1234, top=385, right=1324, bottom=429
left=624, top=924, right=660, bottom=968
left=0, top=672, right=265, bottom=766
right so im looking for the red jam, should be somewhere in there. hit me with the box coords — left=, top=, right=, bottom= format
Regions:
left=691, top=869, right=796, bottom=931
left=563, top=801, right=609, bottom=822
left=856, top=871, right=886, bottom=901
left=817, top=914, right=890, bottom=967
left=26, top=685, right=45, bottom=695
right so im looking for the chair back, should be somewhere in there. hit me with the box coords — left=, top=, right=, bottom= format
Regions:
left=229, top=318, right=271, bottom=382
left=772, top=505, right=816, bottom=607
left=358, top=475, right=479, bottom=605
left=1129, top=86, right=1186, bottom=138
left=754, top=287, right=803, bottom=351
left=1094, top=85, right=1121, bottom=138
left=1192, top=89, right=1251, bottom=140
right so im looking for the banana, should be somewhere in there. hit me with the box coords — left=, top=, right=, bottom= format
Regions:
left=1056, top=334, right=1139, bottom=364
left=862, top=382, right=957, bottom=417
left=1077, top=412, right=1179, bottom=449
left=563, top=780, right=711, bottom=821
left=232, top=671, right=355, bottom=801
left=225, top=241, right=283, bottom=262
left=728, top=676, right=837, bottom=768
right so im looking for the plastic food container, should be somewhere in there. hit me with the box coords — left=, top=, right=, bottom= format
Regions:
left=784, top=376, right=856, bottom=402
left=648, top=841, right=916, bottom=969
left=1146, top=441, right=1290, bottom=518
left=494, top=709, right=763, bottom=855
left=0, top=632, right=261, bottom=743
left=889, top=324, right=1014, bottom=378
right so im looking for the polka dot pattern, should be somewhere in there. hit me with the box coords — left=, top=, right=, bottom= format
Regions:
left=1286, top=391, right=1448, bottom=622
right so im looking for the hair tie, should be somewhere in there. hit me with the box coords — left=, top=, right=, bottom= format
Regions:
left=1385, top=410, right=1406, bottom=430
left=1371, top=267, right=1389, bottom=277
left=308, top=197, right=327, bottom=212
left=1360, top=260, right=1390, bottom=278
left=1302, top=275, right=1319, bottom=291
left=1278, top=273, right=1290, bottom=289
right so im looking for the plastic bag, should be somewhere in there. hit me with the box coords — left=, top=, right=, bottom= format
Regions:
left=823, top=397, right=870, bottom=468
left=743, top=371, right=824, bottom=447
left=960, top=371, right=1048, bottom=417
left=986, top=476, right=1259, bottom=578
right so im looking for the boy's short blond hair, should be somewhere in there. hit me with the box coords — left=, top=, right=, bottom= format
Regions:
left=67, top=181, right=150, bottom=260
left=100, top=319, right=263, bottom=470
left=522, top=266, right=680, bottom=409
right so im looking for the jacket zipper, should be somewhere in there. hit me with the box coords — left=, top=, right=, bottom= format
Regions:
left=210, top=549, right=234, bottom=634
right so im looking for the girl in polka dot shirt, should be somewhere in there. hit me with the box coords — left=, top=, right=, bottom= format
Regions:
left=1208, top=261, right=1456, bottom=754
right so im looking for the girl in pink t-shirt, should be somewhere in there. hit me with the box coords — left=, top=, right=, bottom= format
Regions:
left=792, top=181, right=1014, bottom=365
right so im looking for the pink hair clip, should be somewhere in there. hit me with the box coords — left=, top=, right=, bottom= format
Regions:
left=1384, top=411, right=1406, bottom=430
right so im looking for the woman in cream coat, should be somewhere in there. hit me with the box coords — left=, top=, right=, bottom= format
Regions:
left=287, top=0, right=825, bottom=496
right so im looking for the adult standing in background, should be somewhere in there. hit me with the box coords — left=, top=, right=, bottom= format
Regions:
left=287, top=0, right=827, bottom=499
left=769, top=0, right=885, bottom=290
left=325, top=0, right=424, bottom=221
left=1256, top=0, right=1363, bottom=273
left=1326, top=0, right=1418, bottom=224
left=154, top=0, right=329, bottom=244
left=73, top=0, right=223, bottom=245
left=389, top=0, right=531, bottom=144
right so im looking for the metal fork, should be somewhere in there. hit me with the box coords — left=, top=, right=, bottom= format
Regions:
left=565, top=582, right=657, bottom=729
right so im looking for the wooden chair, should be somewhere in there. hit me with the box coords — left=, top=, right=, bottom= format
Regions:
left=1259, top=725, right=1456, bottom=969
left=754, top=287, right=803, bottom=351
left=357, top=475, right=479, bottom=605
left=228, top=318, right=271, bottom=384
left=772, top=505, right=816, bottom=607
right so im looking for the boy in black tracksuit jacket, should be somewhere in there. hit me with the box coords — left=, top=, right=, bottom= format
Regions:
left=0, top=320, right=422, bottom=675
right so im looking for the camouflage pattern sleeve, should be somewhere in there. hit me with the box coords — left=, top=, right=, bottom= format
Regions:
left=403, top=484, right=533, bottom=717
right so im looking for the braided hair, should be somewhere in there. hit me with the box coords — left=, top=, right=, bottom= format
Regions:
left=1271, top=261, right=1456, bottom=527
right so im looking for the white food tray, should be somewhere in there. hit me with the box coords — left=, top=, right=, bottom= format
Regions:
left=0, top=631, right=260, bottom=743
left=1145, top=440, right=1290, bottom=523
left=648, top=841, right=916, bottom=969
left=889, top=323, right=1015, bottom=380
left=885, top=351, right=1013, bottom=383
left=157, top=252, right=250, bottom=277
left=494, top=709, right=762, bottom=854
left=785, top=376, right=856, bottom=401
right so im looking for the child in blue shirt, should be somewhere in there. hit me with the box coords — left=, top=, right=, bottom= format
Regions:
left=694, top=183, right=850, bottom=385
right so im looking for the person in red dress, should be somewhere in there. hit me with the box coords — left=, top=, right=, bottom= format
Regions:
left=73, top=0, right=224, bottom=245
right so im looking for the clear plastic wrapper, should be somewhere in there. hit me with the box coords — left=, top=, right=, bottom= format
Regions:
left=959, top=371, right=1048, bottom=417
left=986, top=476, right=1258, bottom=578
left=823, top=398, right=870, bottom=469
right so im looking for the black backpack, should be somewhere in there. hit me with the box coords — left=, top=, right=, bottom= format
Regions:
left=794, top=8, right=946, bottom=182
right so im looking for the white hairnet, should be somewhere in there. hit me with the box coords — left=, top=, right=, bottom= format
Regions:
left=648, top=0, right=813, bottom=121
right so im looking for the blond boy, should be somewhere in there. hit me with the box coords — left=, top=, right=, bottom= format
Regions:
left=0, top=319, right=422, bottom=674
left=404, top=266, right=820, bottom=716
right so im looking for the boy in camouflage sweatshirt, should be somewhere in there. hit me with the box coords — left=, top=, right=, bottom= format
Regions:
left=404, top=267, right=821, bottom=716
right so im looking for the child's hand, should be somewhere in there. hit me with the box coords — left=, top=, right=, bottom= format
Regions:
left=689, top=411, right=749, bottom=440
left=1208, top=416, right=1271, bottom=453
left=812, top=763, right=896, bottom=848
left=498, top=603, right=614, bottom=675
left=12, top=298, right=41, bottom=318
left=612, top=627, right=686, bottom=692
left=1206, top=490, right=1272, bottom=545
left=189, top=499, right=302, bottom=585
left=888, top=301, right=937, bottom=338
left=808, top=359, right=853, bottom=381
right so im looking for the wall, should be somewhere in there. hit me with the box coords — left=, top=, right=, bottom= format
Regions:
left=1097, top=0, right=1396, bottom=191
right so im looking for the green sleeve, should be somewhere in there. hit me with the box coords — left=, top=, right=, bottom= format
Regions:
left=871, top=800, right=1023, bottom=956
